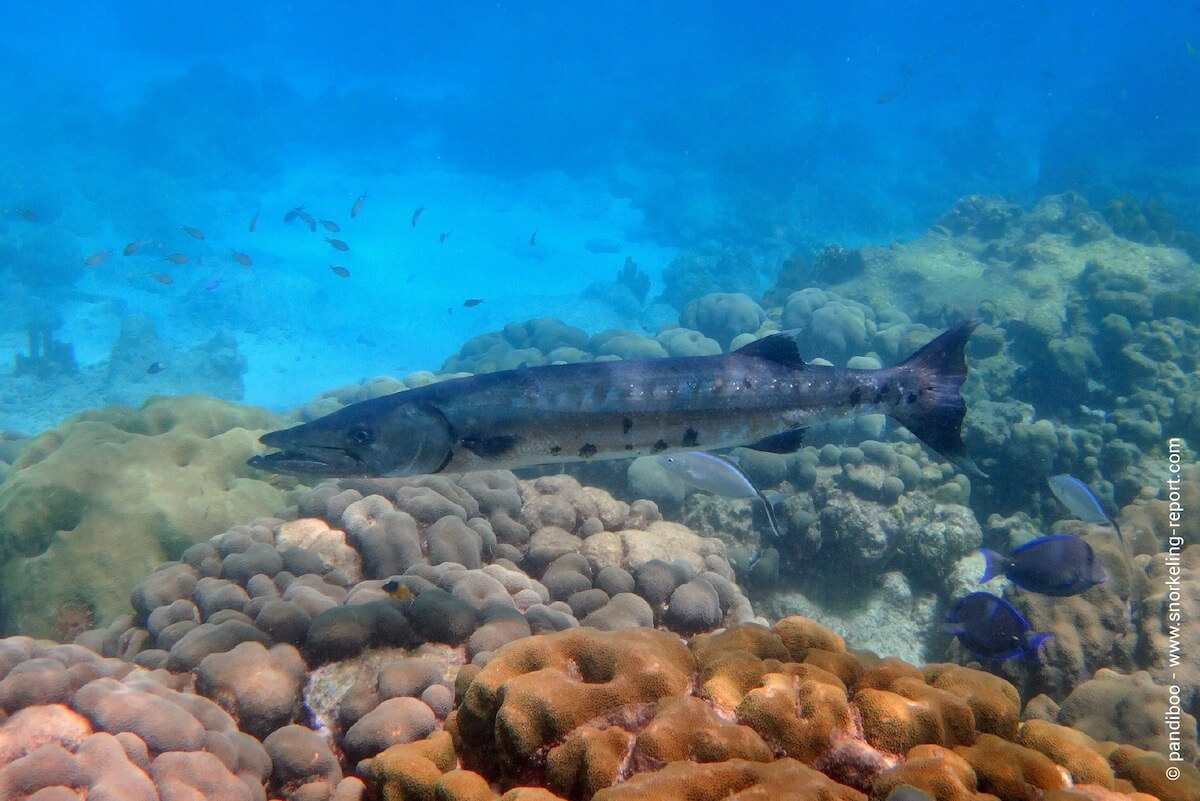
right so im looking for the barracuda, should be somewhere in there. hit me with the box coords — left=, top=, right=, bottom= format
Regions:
left=249, top=321, right=984, bottom=478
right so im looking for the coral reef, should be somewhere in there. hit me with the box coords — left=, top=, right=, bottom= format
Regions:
left=370, top=617, right=1195, bottom=800
left=0, top=638, right=272, bottom=801
left=74, top=471, right=754, bottom=685
left=631, top=437, right=978, bottom=663
left=102, top=314, right=247, bottom=407
left=12, top=314, right=76, bottom=379
left=658, top=244, right=760, bottom=312
left=0, top=395, right=289, bottom=637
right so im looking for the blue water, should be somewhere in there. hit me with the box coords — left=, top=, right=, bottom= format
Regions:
left=1, top=1, right=1197, bottom=430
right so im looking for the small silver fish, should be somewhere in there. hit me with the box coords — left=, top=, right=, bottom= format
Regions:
left=653, top=451, right=782, bottom=538
left=1048, top=474, right=1122, bottom=540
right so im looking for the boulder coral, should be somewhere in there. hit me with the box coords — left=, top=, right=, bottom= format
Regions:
left=679, top=292, right=767, bottom=349
left=0, top=637, right=270, bottom=801
left=0, top=395, right=290, bottom=639
left=352, top=616, right=1196, bottom=801
left=73, top=470, right=755, bottom=706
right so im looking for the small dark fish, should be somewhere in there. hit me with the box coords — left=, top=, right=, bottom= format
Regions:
left=122, top=241, right=146, bottom=257
left=283, top=206, right=302, bottom=223
left=411, top=206, right=424, bottom=227
left=84, top=249, right=113, bottom=266
left=164, top=253, right=189, bottom=265
left=296, top=209, right=317, bottom=232
left=1048, top=474, right=1122, bottom=540
left=249, top=212, right=259, bottom=232
left=147, top=361, right=165, bottom=374
left=230, top=250, right=253, bottom=267
left=7, top=207, right=38, bottom=222
left=203, top=278, right=222, bottom=291
left=325, top=237, right=349, bottom=252
left=351, top=192, right=366, bottom=218
left=980, top=534, right=1107, bottom=596
left=182, top=226, right=205, bottom=240
left=463, top=298, right=484, bottom=307
left=876, top=92, right=897, bottom=105
left=529, top=231, right=537, bottom=246
left=945, top=592, right=1051, bottom=661
left=381, top=577, right=413, bottom=600
left=439, top=231, right=449, bottom=243
left=319, top=219, right=341, bottom=232
left=330, top=265, right=350, bottom=278
left=151, top=272, right=174, bottom=285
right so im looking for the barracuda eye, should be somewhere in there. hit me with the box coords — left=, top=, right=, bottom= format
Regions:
left=349, top=424, right=374, bottom=446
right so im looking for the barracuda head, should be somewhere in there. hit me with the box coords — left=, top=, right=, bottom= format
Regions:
left=248, top=398, right=454, bottom=477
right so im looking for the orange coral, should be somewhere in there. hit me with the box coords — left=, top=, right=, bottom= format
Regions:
left=364, top=616, right=1198, bottom=801
left=854, top=679, right=975, bottom=755
left=954, top=734, right=1067, bottom=801
left=1016, top=719, right=1113, bottom=788
left=869, top=744, right=981, bottom=801
left=924, top=663, right=1021, bottom=740
left=590, top=757, right=867, bottom=801
left=453, top=627, right=693, bottom=785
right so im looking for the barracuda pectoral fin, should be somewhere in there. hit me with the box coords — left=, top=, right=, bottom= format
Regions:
left=460, top=433, right=524, bottom=458
left=746, top=428, right=805, bottom=454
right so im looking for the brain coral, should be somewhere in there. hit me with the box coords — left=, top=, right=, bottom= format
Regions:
left=0, top=395, right=290, bottom=639
left=353, top=615, right=1196, bottom=801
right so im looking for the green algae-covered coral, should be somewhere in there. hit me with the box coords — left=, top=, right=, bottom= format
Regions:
left=0, top=394, right=291, bottom=638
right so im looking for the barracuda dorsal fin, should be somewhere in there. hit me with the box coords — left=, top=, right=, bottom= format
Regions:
left=734, top=331, right=806, bottom=369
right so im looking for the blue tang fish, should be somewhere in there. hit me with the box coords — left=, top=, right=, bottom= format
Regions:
left=1048, top=474, right=1122, bottom=541
left=946, top=592, right=1051, bottom=660
left=979, top=534, right=1107, bottom=596
left=653, top=451, right=783, bottom=538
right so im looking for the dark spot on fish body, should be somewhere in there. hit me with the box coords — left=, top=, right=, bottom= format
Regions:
left=624, top=444, right=633, bottom=450
left=579, top=443, right=597, bottom=458
left=550, top=445, right=562, bottom=455
left=874, top=382, right=891, bottom=405
left=622, top=417, right=633, bottom=434
left=461, top=434, right=522, bottom=458
left=849, top=387, right=863, bottom=406
left=651, top=439, right=668, bottom=454
left=906, top=392, right=918, bottom=404
left=682, top=427, right=699, bottom=447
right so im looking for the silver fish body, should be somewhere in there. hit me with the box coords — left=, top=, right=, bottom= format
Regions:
left=653, top=451, right=759, bottom=498
left=250, top=322, right=982, bottom=478
left=1048, top=474, right=1122, bottom=540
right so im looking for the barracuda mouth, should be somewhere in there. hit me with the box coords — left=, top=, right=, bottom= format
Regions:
left=247, top=447, right=362, bottom=476
left=247, top=429, right=368, bottom=476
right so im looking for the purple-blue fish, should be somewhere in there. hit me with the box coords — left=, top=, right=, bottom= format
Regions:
left=980, top=534, right=1107, bottom=596
left=946, top=592, right=1051, bottom=661
left=203, top=278, right=222, bottom=291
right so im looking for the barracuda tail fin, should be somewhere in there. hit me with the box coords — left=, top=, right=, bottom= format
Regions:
left=889, top=321, right=986, bottom=478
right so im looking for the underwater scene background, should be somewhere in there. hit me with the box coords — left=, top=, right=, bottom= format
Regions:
left=0, top=2, right=1198, bottom=800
